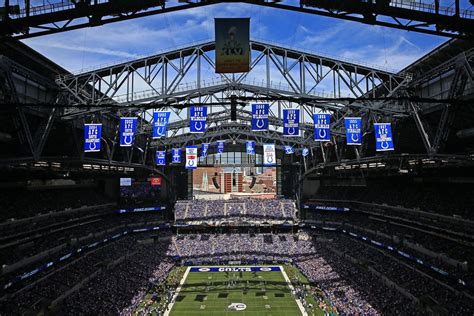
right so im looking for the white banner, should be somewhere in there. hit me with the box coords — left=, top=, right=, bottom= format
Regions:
left=185, top=146, right=198, bottom=169
left=263, top=143, right=276, bottom=166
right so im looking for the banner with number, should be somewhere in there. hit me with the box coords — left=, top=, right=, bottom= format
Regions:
left=374, top=123, right=394, bottom=151
left=313, top=114, right=331, bottom=141
left=119, top=117, right=137, bottom=147
left=152, top=111, right=170, bottom=139
left=155, top=150, right=166, bottom=166
left=345, top=117, right=362, bottom=145
left=217, top=141, right=225, bottom=155
left=252, top=104, right=269, bottom=131
left=215, top=18, right=250, bottom=73
left=201, top=143, right=210, bottom=157
left=263, top=143, right=276, bottom=166
left=302, top=148, right=309, bottom=157
left=186, top=146, right=198, bottom=169
left=84, top=123, right=102, bottom=152
left=283, top=109, right=300, bottom=137
left=246, top=140, right=255, bottom=155
left=284, top=146, right=295, bottom=154
left=171, top=148, right=182, bottom=163
left=190, top=106, right=208, bottom=133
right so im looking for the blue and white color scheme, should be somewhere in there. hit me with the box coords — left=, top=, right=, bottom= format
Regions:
left=201, top=143, right=210, bottom=157
left=185, top=146, right=198, bottom=169
left=345, top=117, right=362, bottom=145
left=217, top=140, right=225, bottom=155
left=152, top=111, right=170, bottom=139
left=283, top=109, right=300, bottom=136
left=171, top=148, right=182, bottom=163
left=263, top=143, right=276, bottom=166
left=313, top=114, right=331, bottom=141
left=252, top=104, right=269, bottom=131
left=190, top=266, right=281, bottom=273
left=84, top=123, right=102, bottom=152
left=374, top=123, right=394, bottom=151
left=189, top=106, right=207, bottom=133
left=302, top=148, right=310, bottom=157
left=284, top=146, right=295, bottom=154
left=246, top=140, right=255, bottom=155
left=119, top=117, right=138, bottom=147
left=155, top=150, right=166, bottom=166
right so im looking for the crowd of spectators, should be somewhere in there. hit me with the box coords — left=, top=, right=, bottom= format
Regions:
left=315, top=182, right=474, bottom=219
left=174, top=198, right=297, bottom=222
left=0, top=187, right=113, bottom=222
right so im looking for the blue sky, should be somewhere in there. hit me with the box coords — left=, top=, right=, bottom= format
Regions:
left=22, top=2, right=451, bottom=74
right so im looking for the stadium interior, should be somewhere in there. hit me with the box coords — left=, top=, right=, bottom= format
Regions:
left=0, top=0, right=474, bottom=315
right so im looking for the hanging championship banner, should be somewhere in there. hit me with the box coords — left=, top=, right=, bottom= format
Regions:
left=374, top=123, right=394, bottom=151
left=283, top=109, right=300, bottom=137
left=201, top=143, right=210, bottom=157
left=302, top=148, right=310, bottom=157
left=345, top=117, right=362, bottom=145
left=84, top=123, right=102, bottom=152
left=171, top=148, right=182, bottom=163
left=119, top=117, right=138, bottom=147
left=284, top=146, right=295, bottom=154
left=246, top=140, right=255, bottom=155
left=313, top=114, right=331, bottom=141
left=263, top=143, right=276, bottom=166
left=189, top=106, right=207, bottom=133
left=155, top=150, right=166, bottom=166
left=252, top=104, right=269, bottom=131
left=215, top=18, right=250, bottom=73
left=217, top=141, right=225, bottom=155
left=186, top=146, right=198, bottom=169
left=152, top=111, right=170, bottom=139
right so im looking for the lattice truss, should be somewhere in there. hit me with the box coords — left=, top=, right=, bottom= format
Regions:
left=55, top=39, right=412, bottom=151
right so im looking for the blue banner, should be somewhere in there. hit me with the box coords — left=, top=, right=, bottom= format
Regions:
left=152, top=111, right=170, bottom=139
left=201, top=143, right=210, bottom=157
left=119, top=117, right=138, bottom=147
left=283, top=109, right=300, bottom=136
left=284, top=146, right=295, bottom=154
left=252, top=104, right=269, bottom=131
left=217, top=141, right=225, bottom=155
left=190, top=106, right=207, bottom=133
left=155, top=150, right=166, bottom=166
left=374, top=123, right=394, bottom=151
left=345, top=117, right=362, bottom=145
left=84, top=123, right=102, bottom=152
left=246, top=140, right=255, bottom=155
left=313, top=114, right=331, bottom=141
left=172, top=148, right=182, bottom=163
left=189, top=266, right=281, bottom=273
left=302, top=148, right=309, bottom=157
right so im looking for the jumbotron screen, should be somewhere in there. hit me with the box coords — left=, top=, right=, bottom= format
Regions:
left=119, top=177, right=162, bottom=207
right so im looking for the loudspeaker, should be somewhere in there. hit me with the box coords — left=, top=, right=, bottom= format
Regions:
left=212, top=176, right=220, bottom=189
left=249, top=176, right=256, bottom=189
left=231, top=95, right=237, bottom=121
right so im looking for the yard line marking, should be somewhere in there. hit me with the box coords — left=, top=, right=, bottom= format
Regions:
left=164, top=266, right=190, bottom=316
left=279, top=265, right=307, bottom=316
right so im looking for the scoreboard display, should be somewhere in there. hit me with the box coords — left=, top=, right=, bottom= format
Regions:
left=119, top=177, right=162, bottom=207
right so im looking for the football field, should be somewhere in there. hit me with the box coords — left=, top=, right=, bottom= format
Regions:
left=166, top=266, right=305, bottom=316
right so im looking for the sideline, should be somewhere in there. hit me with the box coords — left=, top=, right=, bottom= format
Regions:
left=279, top=265, right=308, bottom=316
left=163, top=266, right=190, bottom=316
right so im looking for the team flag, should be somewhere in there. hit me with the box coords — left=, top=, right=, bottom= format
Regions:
left=313, top=114, right=331, bottom=141
left=171, top=148, right=182, bottom=163
left=246, top=140, right=255, bottom=155
left=84, top=123, right=102, bottom=152
left=252, top=104, right=269, bottom=131
left=374, top=123, right=394, bottom=151
left=263, top=143, right=276, bottom=166
left=283, top=109, right=300, bottom=136
left=186, top=146, right=198, bottom=169
left=119, top=117, right=138, bottom=147
left=155, top=150, right=166, bottom=166
left=345, top=117, right=362, bottom=145
left=152, top=111, right=170, bottom=139
left=190, top=106, right=208, bottom=133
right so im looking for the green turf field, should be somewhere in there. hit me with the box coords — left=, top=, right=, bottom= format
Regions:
left=168, top=266, right=303, bottom=316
